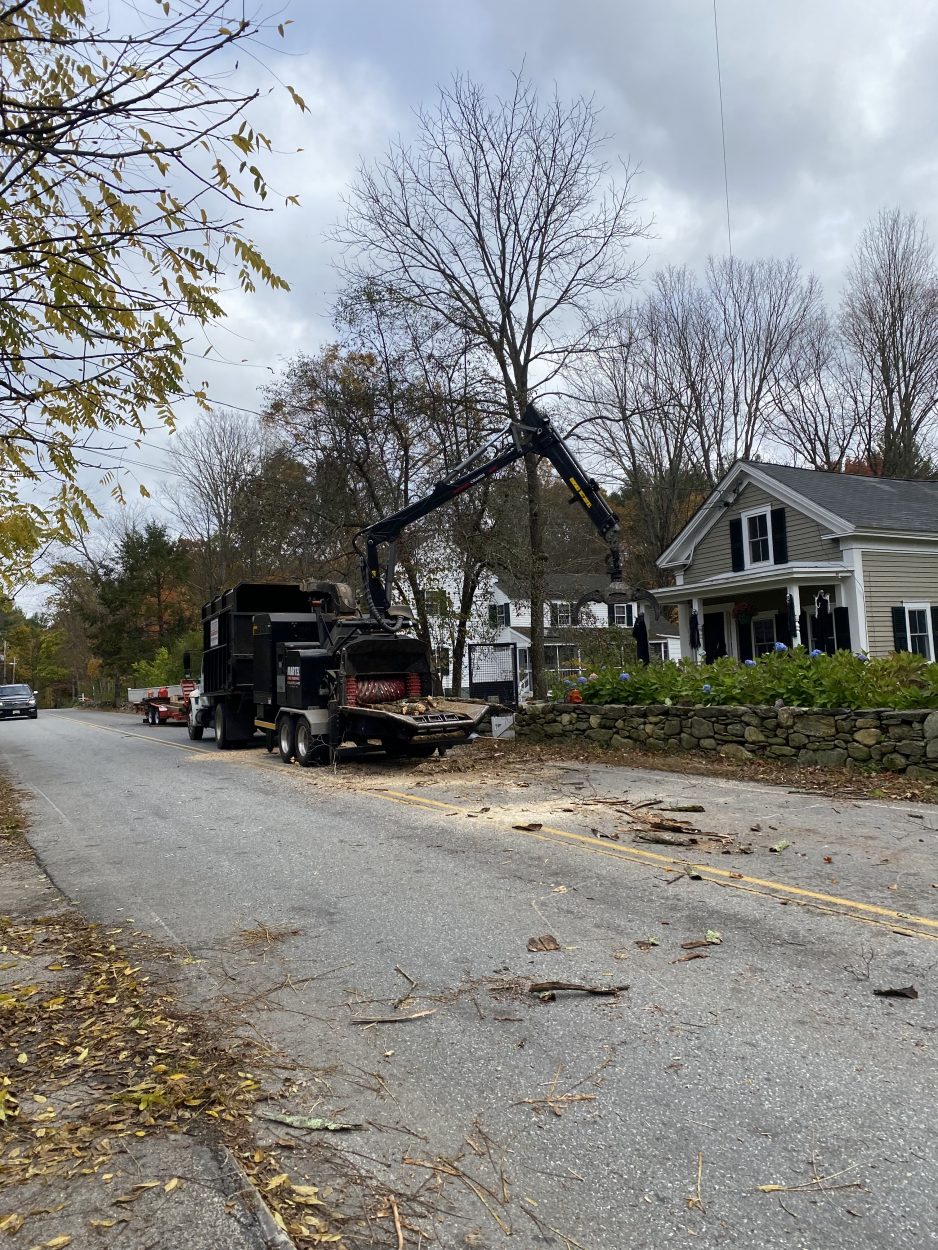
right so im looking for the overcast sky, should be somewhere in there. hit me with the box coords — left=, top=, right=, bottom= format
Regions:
left=45, top=0, right=938, bottom=573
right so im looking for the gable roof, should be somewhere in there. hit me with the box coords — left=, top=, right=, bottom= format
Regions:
left=659, top=459, right=938, bottom=569
left=753, top=462, right=938, bottom=533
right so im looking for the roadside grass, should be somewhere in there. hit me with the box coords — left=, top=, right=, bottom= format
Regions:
left=0, top=773, right=347, bottom=1247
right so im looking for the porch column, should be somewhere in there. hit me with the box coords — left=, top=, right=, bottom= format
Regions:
left=787, top=583, right=802, bottom=646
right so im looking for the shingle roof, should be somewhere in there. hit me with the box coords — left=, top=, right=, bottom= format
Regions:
left=752, top=462, right=938, bottom=534
left=496, top=573, right=610, bottom=601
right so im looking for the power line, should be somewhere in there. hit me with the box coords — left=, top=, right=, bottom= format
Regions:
left=712, top=0, right=733, bottom=257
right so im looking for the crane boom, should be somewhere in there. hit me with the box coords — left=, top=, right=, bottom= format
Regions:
left=357, top=404, right=625, bottom=628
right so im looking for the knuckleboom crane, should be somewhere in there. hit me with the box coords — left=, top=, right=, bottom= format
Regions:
left=356, top=403, right=631, bottom=630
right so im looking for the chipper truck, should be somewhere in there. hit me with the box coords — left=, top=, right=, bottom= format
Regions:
left=187, top=403, right=634, bottom=765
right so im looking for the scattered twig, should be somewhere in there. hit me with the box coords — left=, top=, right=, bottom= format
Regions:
left=389, top=1193, right=404, bottom=1250
left=351, top=1008, right=438, bottom=1025
left=687, top=1151, right=705, bottom=1213
left=633, top=829, right=698, bottom=848
left=529, top=981, right=628, bottom=997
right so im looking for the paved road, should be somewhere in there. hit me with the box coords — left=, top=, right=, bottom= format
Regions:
left=2, top=710, right=937, bottom=1249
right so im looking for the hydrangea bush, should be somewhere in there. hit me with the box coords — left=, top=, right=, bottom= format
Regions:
left=573, top=648, right=938, bottom=711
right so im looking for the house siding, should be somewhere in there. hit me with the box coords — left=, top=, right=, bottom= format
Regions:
left=863, top=550, right=938, bottom=656
left=684, top=483, right=841, bottom=582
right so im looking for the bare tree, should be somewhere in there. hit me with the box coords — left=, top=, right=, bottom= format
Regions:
left=842, top=208, right=938, bottom=476
left=580, top=290, right=706, bottom=584
left=337, top=71, right=645, bottom=698
left=768, top=311, right=862, bottom=470
left=167, top=411, right=266, bottom=600
left=704, top=256, right=822, bottom=475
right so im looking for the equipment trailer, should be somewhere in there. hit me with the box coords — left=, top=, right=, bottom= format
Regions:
left=188, top=580, right=488, bottom=762
left=188, top=403, right=645, bottom=766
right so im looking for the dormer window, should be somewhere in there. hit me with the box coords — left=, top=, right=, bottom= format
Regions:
left=745, top=509, right=772, bottom=566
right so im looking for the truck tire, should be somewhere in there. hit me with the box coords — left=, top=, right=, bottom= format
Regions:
left=214, top=703, right=231, bottom=750
left=295, top=719, right=326, bottom=767
left=187, top=720, right=204, bottom=741
left=277, top=715, right=295, bottom=764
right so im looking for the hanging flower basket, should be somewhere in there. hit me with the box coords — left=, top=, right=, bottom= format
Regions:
left=731, top=600, right=754, bottom=624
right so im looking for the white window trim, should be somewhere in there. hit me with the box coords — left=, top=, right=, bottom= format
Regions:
left=613, top=602, right=635, bottom=627
left=741, top=506, right=774, bottom=569
left=903, top=602, right=933, bottom=661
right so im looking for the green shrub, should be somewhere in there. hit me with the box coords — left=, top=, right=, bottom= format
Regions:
left=574, top=646, right=938, bottom=711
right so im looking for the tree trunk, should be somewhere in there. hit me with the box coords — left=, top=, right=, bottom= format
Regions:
left=525, top=453, right=547, bottom=699
left=452, top=565, right=483, bottom=698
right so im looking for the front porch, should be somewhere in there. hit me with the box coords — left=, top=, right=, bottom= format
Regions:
left=653, top=565, right=862, bottom=662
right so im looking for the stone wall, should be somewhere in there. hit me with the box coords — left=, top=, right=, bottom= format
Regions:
left=516, top=702, right=938, bottom=780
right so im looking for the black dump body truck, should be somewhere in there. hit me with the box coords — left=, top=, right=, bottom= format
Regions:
left=189, top=579, right=487, bottom=764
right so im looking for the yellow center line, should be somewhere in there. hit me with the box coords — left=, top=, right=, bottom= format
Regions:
left=375, top=787, right=938, bottom=939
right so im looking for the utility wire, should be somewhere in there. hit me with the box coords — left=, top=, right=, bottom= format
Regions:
left=712, top=0, right=733, bottom=257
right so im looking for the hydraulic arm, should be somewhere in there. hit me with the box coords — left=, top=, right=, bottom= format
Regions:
left=356, top=404, right=626, bottom=629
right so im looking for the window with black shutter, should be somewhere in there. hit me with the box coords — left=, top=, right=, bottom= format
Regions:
left=729, top=517, right=744, bottom=571
left=771, top=508, right=788, bottom=564
left=892, top=606, right=909, bottom=652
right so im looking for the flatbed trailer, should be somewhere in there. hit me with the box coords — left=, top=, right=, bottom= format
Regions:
left=129, top=682, right=196, bottom=726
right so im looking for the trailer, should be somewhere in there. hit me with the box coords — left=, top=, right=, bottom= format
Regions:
left=129, top=682, right=196, bottom=726
left=187, top=580, right=488, bottom=763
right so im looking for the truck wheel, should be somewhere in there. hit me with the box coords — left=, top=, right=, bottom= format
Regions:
left=295, top=719, right=326, bottom=767
left=214, top=703, right=231, bottom=750
left=277, top=715, right=295, bottom=763
left=187, top=720, right=203, bottom=741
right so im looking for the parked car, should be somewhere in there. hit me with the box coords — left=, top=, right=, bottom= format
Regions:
left=0, top=684, right=37, bottom=720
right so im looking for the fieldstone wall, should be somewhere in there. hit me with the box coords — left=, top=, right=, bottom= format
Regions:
left=516, top=702, right=938, bottom=780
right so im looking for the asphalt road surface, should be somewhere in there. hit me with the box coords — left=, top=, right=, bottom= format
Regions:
left=2, top=709, right=937, bottom=1249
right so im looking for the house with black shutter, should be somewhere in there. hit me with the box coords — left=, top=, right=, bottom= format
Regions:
left=483, top=573, right=681, bottom=695
left=653, top=461, right=938, bottom=662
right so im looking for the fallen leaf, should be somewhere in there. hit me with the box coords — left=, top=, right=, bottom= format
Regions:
left=164, top=1178, right=180, bottom=1193
left=44, top=1238, right=72, bottom=1249
left=635, top=938, right=659, bottom=950
left=0, top=1214, right=23, bottom=1234
left=769, top=839, right=791, bottom=853
left=823, top=855, right=833, bottom=864
left=89, top=1219, right=117, bottom=1229
left=674, top=952, right=708, bottom=964
left=873, top=986, right=918, bottom=999
left=265, top=1173, right=290, bottom=1191
left=527, top=934, right=561, bottom=953
left=705, top=930, right=722, bottom=945
left=513, top=822, right=543, bottom=831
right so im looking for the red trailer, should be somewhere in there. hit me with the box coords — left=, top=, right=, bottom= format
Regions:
left=133, top=682, right=196, bottom=726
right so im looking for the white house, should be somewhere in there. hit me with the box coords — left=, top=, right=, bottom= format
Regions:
left=478, top=573, right=682, bottom=697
